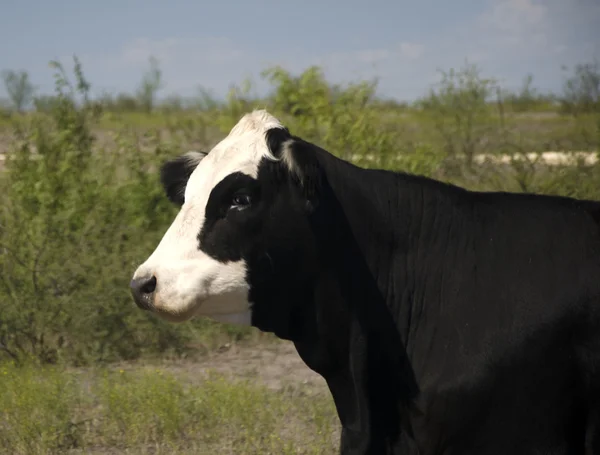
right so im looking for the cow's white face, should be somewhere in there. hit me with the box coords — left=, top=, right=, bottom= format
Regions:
left=130, top=110, right=317, bottom=332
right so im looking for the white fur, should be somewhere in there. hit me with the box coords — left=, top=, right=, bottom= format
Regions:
left=132, top=110, right=289, bottom=325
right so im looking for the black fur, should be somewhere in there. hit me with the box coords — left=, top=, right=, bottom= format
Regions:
left=198, top=171, right=262, bottom=262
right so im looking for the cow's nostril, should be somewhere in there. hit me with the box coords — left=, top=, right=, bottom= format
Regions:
left=130, top=275, right=157, bottom=311
left=140, top=275, right=157, bottom=294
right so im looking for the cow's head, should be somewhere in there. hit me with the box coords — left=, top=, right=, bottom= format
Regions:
left=130, top=110, right=322, bottom=339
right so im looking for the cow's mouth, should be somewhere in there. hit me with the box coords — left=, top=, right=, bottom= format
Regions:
left=150, top=301, right=200, bottom=323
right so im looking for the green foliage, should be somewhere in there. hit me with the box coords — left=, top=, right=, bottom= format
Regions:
left=32, top=95, right=61, bottom=113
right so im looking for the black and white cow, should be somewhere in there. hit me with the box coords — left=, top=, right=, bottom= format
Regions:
left=130, top=110, right=600, bottom=454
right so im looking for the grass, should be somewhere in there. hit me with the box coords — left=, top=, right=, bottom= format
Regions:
left=0, top=354, right=339, bottom=454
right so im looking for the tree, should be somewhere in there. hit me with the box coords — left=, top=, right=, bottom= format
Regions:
left=1, top=69, right=35, bottom=112
left=137, top=56, right=163, bottom=113
left=416, top=62, right=499, bottom=167
left=560, top=59, right=600, bottom=116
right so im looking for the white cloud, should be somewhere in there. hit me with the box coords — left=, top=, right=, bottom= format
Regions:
left=479, top=0, right=547, bottom=32
left=113, top=37, right=246, bottom=68
left=354, top=49, right=391, bottom=64
left=63, top=36, right=258, bottom=97
left=470, top=0, right=600, bottom=59
left=473, top=0, right=549, bottom=54
left=312, top=42, right=424, bottom=73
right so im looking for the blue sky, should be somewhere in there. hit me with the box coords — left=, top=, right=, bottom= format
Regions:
left=1, top=0, right=599, bottom=102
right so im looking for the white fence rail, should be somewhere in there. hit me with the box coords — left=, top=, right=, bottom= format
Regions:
left=1, top=150, right=598, bottom=167
left=349, top=151, right=599, bottom=166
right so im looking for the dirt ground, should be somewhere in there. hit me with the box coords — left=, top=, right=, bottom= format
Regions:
left=109, top=339, right=329, bottom=394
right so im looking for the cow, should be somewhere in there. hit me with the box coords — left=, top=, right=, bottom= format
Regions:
left=130, top=109, right=600, bottom=454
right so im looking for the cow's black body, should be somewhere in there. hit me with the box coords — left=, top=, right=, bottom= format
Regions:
left=250, top=132, right=600, bottom=454
left=151, top=120, right=600, bottom=454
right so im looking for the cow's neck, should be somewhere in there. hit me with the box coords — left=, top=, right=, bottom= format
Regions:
left=293, top=148, right=461, bottom=451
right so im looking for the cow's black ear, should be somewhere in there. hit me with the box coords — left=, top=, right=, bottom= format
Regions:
left=160, top=151, right=207, bottom=206
left=265, top=126, right=291, bottom=160
left=286, top=139, right=322, bottom=211
left=266, top=128, right=322, bottom=211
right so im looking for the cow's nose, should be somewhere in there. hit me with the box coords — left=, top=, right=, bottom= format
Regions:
left=130, top=275, right=157, bottom=310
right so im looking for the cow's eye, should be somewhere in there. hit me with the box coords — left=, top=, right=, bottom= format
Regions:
left=231, top=193, right=252, bottom=209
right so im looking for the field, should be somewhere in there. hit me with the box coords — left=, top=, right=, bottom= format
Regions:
left=1, top=341, right=340, bottom=454
left=0, top=59, right=599, bottom=454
